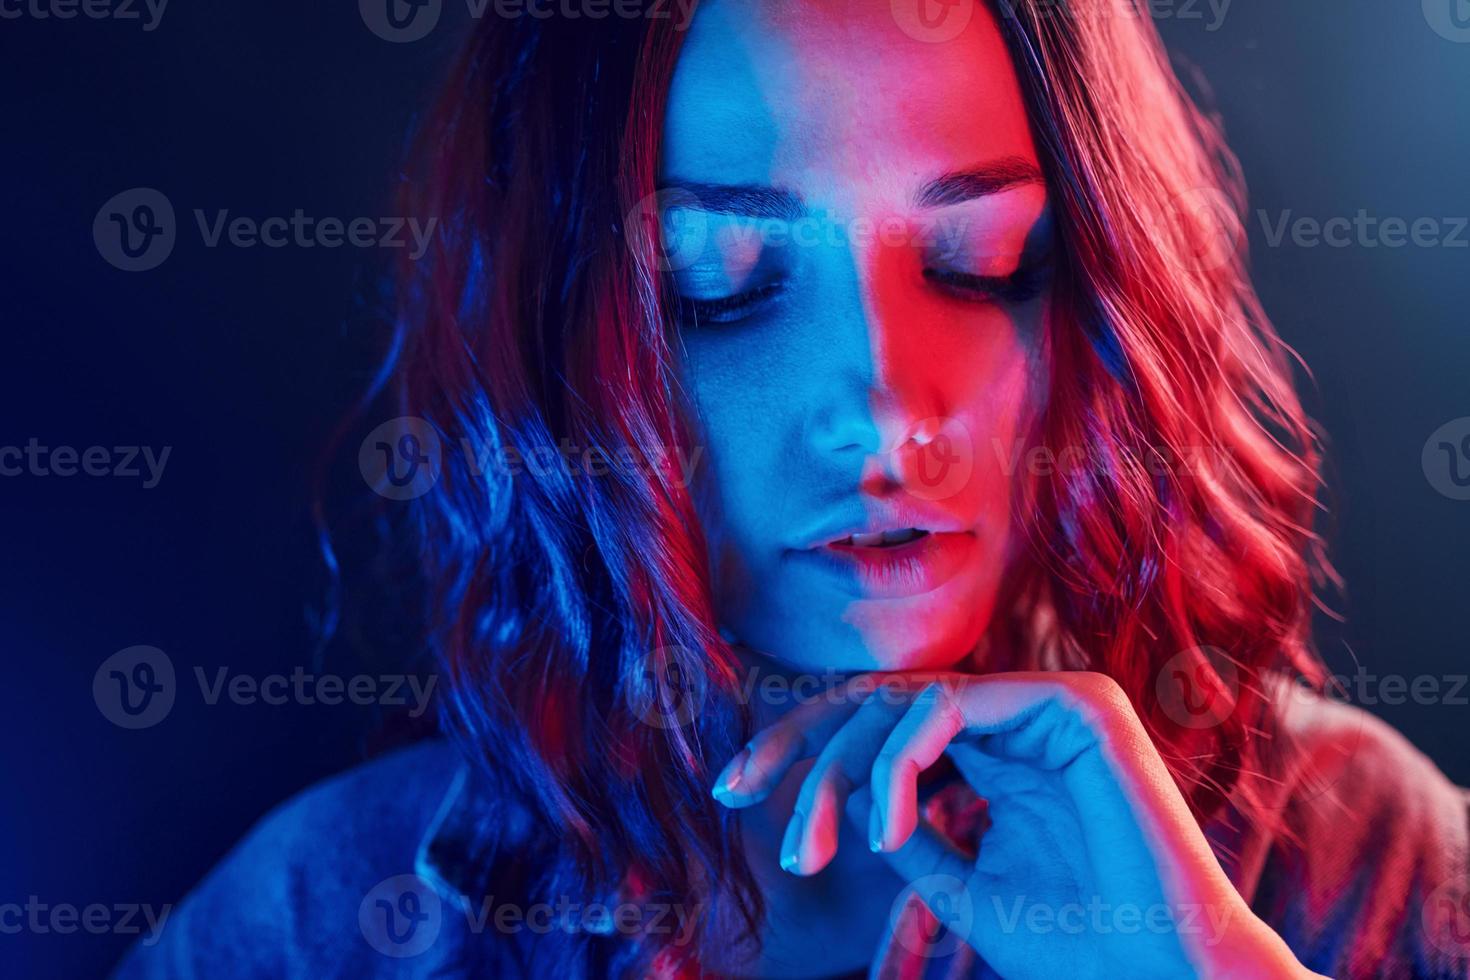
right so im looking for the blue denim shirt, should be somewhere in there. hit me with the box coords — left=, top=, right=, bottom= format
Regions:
left=114, top=691, right=1470, bottom=978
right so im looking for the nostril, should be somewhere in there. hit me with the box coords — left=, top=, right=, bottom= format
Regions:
left=903, top=419, right=939, bottom=449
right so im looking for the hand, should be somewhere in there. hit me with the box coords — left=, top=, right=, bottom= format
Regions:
left=711, top=670, right=1323, bottom=979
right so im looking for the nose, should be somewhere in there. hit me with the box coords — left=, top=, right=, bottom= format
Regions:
left=807, top=243, right=947, bottom=472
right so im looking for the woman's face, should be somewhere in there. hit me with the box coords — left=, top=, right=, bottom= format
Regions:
left=663, top=0, right=1052, bottom=673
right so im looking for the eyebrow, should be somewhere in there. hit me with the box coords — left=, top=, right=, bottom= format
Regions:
left=656, top=182, right=806, bottom=221
left=912, top=156, right=1045, bottom=209
left=657, top=156, right=1045, bottom=220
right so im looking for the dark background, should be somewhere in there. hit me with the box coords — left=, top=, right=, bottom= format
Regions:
left=3, top=3, right=1467, bottom=977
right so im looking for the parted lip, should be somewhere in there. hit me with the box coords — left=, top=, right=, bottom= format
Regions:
left=793, top=502, right=972, bottom=551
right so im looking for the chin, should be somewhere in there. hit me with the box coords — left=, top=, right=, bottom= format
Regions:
left=728, top=584, right=993, bottom=678
left=846, top=603, right=990, bottom=673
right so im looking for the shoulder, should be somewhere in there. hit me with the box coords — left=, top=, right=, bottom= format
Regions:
left=1269, top=681, right=1467, bottom=847
left=1246, top=683, right=1470, bottom=978
left=112, top=739, right=478, bottom=979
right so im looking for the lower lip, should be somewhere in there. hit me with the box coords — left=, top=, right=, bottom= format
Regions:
left=795, top=531, right=977, bottom=600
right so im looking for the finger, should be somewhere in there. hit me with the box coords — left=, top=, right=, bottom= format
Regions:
left=781, top=690, right=911, bottom=875
left=871, top=680, right=968, bottom=852
left=876, top=673, right=1231, bottom=903
left=711, top=675, right=871, bottom=808
left=845, top=784, right=970, bottom=884
left=873, top=816, right=971, bottom=889
left=872, top=673, right=1117, bottom=850
left=851, top=786, right=982, bottom=958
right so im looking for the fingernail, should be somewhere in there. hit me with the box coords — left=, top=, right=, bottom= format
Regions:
left=868, top=801, right=884, bottom=853
left=711, top=747, right=750, bottom=802
left=780, top=811, right=804, bottom=873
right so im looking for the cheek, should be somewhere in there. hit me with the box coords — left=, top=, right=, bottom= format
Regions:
left=677, top=308, right=841, bottom=521
left=676, top=332, right=799, bottom=561
left=964, top=335, right=1039, bottom=533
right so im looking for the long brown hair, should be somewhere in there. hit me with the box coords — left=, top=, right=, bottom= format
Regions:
left=386, top=2, right=1332, bottom=972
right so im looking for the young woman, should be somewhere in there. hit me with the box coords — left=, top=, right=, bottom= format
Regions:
left=117, top=1, right=1468, bottom=977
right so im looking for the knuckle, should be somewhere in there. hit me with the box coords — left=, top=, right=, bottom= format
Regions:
left=1059, top=671, right=1128, bottom=713
left=916, top=679, right=964, bottom=731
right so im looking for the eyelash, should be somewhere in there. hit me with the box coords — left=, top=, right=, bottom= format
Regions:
left=922, top=259, right=1051, bottom=305
left=677, top=280, right=786, bottom=326
left=677, top=258, right=1051, bottom=327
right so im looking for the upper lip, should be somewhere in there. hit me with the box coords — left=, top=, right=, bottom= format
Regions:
left=794, top=504, right=971, bottom=550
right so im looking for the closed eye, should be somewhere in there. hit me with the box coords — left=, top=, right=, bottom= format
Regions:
left=677, top=280, right=785, bottom=326
left=923, top=258, right=1051, bottom=305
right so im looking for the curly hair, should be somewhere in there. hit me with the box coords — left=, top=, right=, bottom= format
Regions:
left=377, top=2, right=1334, bottom=973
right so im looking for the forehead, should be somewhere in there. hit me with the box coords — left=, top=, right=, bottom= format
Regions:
left=661, top=0, right=1038, bottom=204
